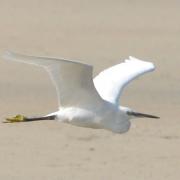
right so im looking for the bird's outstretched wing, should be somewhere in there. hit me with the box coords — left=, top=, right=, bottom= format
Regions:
left=93, top=56, right=155, bottom=105
left=3, top=51, right=103, bottom=108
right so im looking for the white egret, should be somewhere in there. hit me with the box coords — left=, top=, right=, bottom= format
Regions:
left=3, top=51, right=159, bottom=133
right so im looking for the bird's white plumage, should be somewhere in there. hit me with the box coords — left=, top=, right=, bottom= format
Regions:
left=94, top=56, right=155, bottom=105
left=3, top=51, right=157, bottom=133
left=3, top=51, right=103, bottom=108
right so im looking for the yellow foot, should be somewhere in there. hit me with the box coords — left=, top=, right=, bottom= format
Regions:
left=5, top=114, right=27, bottom=123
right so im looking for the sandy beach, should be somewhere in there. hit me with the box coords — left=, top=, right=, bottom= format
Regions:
left=0, top=0, right=180, bottom=179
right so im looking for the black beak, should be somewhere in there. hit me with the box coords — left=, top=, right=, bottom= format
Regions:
left=127, top=111, right=160, bottom=119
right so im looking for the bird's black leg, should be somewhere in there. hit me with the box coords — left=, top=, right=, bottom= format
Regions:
left=24, top=115, right=56, bottom=121
left=4, top=114, right=56, bottom=123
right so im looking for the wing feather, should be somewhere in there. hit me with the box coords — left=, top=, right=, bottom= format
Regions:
left=93, top=56, right=155, bottom=105
left=3, top=51, right=103, bottom=108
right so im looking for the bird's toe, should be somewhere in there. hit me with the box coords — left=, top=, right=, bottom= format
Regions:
left=4, top=114, right=26, bottom=123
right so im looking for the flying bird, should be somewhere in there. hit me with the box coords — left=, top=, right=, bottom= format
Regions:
left=3, top=51, right=159, bottom=133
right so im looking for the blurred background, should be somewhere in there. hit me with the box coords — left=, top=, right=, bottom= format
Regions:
left=0, top=0, right=179, bottom=180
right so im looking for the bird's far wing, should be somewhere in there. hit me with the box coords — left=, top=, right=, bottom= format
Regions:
left=3, top=51, right=103, bottom=108
left=93, top=56, right=155, bottom=105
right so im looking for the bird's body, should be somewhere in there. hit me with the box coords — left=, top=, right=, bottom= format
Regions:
left=3, top=52, right=159, bottom=133
left=53, top=103, right=131, bottom=133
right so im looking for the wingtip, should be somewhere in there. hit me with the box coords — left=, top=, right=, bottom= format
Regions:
left=127, top=56, right=156, bottom=70
left=2, top=50, right=14, bottom=60
left=129, top=56, right=137, bottom=60
left=129, top=56, right=147, bottom=62
left=124, top=56, right=140, bottom=63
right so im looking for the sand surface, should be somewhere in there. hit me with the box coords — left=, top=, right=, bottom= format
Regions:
left=0, top=0, right=180, bottom=179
